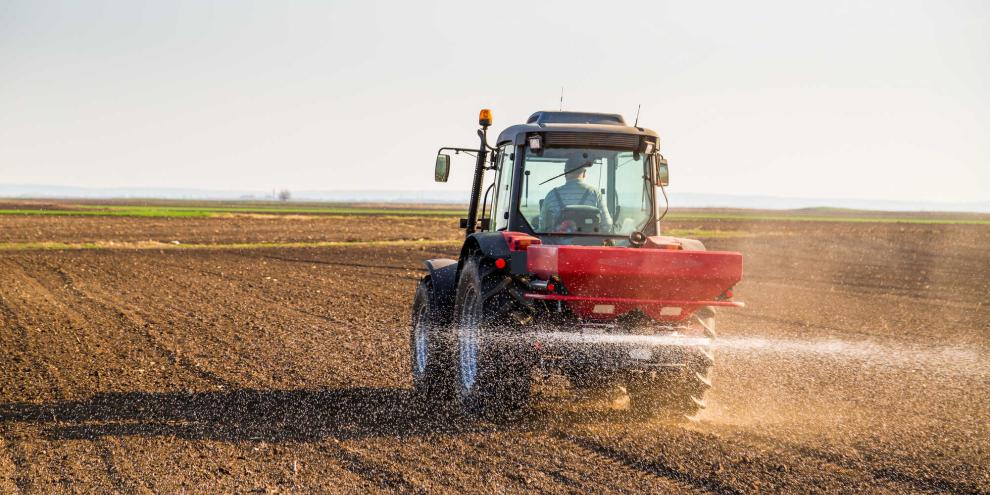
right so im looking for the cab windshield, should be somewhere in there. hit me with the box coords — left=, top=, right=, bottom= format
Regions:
left=519, top=148, right=655, bottom=236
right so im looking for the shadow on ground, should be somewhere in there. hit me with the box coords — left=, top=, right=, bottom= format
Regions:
left=0, top=387, right=506, bottom=442
left=1, top=389, right=755, bottom=494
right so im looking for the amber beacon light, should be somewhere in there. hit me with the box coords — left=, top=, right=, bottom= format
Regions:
left=479, top=108, right=492, bottom=127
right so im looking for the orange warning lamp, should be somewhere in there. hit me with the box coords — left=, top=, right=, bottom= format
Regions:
left=479, top=108, right=492, bottom=127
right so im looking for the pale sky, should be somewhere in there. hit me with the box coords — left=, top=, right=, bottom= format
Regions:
left=1, top=0, right=988, bottom=203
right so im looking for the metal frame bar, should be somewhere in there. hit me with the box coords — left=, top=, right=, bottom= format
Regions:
left=523, top=293, right=745, bottom=308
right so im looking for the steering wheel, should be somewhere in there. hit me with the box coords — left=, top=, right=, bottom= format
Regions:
left=554, top=205, right=602, bottom=233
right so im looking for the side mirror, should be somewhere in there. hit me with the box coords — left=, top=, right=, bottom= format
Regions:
left=655, top=156, right=669, bottom=186
left=435, top=154, right=451, bottom=182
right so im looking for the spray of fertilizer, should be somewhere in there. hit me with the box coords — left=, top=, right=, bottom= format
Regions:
left=698, top=331, right=989, bottom=434
left=530, top=330, right=982, bottom=370
left=712, top=335, right=984, bottom=369
left=524, top=326, right=987, bottom=433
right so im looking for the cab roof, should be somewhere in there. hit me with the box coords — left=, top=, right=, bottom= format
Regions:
left=495, top=111, right=658, bottom=146
left=527, top=111, right=626, bottom=125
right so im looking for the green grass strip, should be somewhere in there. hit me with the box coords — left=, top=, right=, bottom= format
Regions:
left=0, top=205, right=463, bottom=218
left=75, top=205, right=464, bottom=216
left=0, top=239, right=461, bottom=252
left=665, top=213, right=990, bottom=225
left=0, top=208, right=214, bottom=218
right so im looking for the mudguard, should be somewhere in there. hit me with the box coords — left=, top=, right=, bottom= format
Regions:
left=459, top=232, right=510, bottom=260
left=458, top=232, right=528, bottom=275
left=420, top=232, right=506, bottom=324
left=422, top=259, right=457, bottom=324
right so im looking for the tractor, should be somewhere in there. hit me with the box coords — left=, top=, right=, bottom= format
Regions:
left=410, top=109, right=743, bottom=420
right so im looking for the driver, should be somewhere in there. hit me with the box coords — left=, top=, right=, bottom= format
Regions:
left=540, top=156, right=613, bottom=232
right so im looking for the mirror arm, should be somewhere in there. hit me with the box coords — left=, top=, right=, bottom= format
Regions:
left=438, top=146, right=478, bottom=155
left=657, top=181, right=670, bottom=223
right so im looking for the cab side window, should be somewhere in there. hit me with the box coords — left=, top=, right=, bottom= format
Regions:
left=492, top=144, right=514, bottom=231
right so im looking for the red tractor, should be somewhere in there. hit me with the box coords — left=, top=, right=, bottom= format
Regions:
left=411, top=109, right=743, bottom=419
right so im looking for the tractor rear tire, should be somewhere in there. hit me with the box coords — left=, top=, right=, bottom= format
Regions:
left=453, top=257, right=531, bottom=419
left=410, top=278, right=455, bottom=404
left=627, top=307, right=716, bottom=421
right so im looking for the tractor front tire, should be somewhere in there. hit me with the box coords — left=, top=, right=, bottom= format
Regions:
left=410, top=278, right=455, bottom=404
left=453, top=257, right=531, bottom=418
left=627, top=307, right=716, bottom=421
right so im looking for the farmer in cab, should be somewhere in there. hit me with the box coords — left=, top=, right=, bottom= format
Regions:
left=540, top=154, right=613, bottom=233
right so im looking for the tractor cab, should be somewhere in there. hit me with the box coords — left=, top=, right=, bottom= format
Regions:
left=435, top=109, right=668, bottom=247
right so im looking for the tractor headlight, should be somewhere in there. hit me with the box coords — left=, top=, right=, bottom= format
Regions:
left=528, top=135, right=542, bottom=151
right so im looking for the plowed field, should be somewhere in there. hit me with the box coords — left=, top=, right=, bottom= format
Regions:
left=1, top=210, right=987, bottom=493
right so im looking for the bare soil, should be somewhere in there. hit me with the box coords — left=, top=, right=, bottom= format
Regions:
left=0, top=214, right=463, bottom=245
left=0, top=212, right=987, bottom=493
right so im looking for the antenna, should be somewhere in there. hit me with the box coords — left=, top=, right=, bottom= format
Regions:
left=633, top=104, right=641, bottom=127
left=559, top=87, right=564, bottom=111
